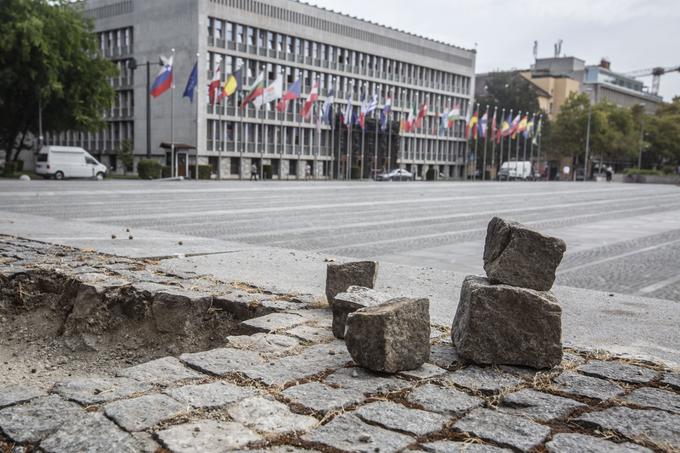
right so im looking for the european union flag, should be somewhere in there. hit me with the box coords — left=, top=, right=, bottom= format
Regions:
left=183, top=62, right=198, bottom=103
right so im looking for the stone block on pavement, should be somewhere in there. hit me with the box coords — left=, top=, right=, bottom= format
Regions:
left=443, top=365, right=523, bottom=394
left=452, top=276, right=562, bottom=369
left=179, top=348, right=262, bottom=376
left=553, top=372, right=624, bottom=401
left=165, top=381, right=257, bottom=409
left=0, top=395, right=84, bottom=443
left=156, top=420, right=261, bottom=453
left=331, top=286, right=392, bottom=339
left=577, top=360, right=658, bottom=384
left=623, top=387, right=680, bottom=414
left=302, top=414, right=413, bottom=453
left=117, top=356, right=205, bottom=386
left=421, top=441, right=512, bottom=453
left=0, top=384, right=46, bottom=409
left=104, top=394, right=185, bottom=432
left=355, top=401, right=450, bottom=436
left=454, top=408, right=551, bottom=452
left=325, top=261, right=378, bottom=304
left=483, top=217, right=566, bottom=291
left=227, top=396, right=317, bottom=434
left=324, top=366, right=412, bottom=395
left=345, top=297, right=430, bottom=373
left=545, top=433, right=653, bottom=453
left=576, top=407, right=680, bottom=449
left=407, top=383, right=483, bottom=416
left=40, top=412, right=140, bottom=453
left=500, top=389, right=586, bottom=422
left=52, top=377, right=152, bottom=405
left=282, top=382, right=364, bottom=414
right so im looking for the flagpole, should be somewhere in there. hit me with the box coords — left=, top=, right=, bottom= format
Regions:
left=523, top=113, right=530, bottom=163
left=197, top=53, right=201, bottom=181
left=170, top=48, right=176, bottom=178
left=515, top=110, right=522, bottom=165
left=387, top=91, right=392, bottom=173
left=490, top=106, right=498, bottom=180
left=373, top=97, right=378, bottom=180
left=529, top=116, right=535, bottom=178
left=482, top=104, right=489, bottom=181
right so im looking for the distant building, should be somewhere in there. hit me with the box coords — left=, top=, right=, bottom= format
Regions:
left=44, top=0, right=476, bottom=180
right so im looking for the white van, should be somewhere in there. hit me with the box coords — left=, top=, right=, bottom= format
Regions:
left=498, top=161, right=533, bottom=181
left=35, top=146, right=107, bottom=180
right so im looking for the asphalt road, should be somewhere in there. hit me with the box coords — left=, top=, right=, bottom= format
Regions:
left=1, top=179, right=679, bottom=301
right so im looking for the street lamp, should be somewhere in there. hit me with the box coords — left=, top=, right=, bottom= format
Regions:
left=582, top=86, right=594, bottom=182
left=638, top=103, right=645, bottom=169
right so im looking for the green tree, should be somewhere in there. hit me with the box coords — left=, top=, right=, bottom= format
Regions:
left=117, top=139, right=134, bottom=175
left=476, top=71, right=541, bottom=115
left=0, top=0, right=116, bottom=162
left=644, top=97, right=680, bottom=168
left=548, top=93, right=638, bottom=170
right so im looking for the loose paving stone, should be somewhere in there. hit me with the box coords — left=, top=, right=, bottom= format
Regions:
left=407, top=383, right=483, bottom=416
left=545, top=433, right=653, bottom=453
left=444, top=366, right=523, bottom=394
left=483, top=216, right=566, bottom=291
left=132, top=432, right=161, bottom=453
left=577, top=407, right=680, bottom=448
left=452, top=276, right=563, bottom=369
left=577, top=360, right=658, bottom=384
left=421, top=441, right=512, bottom=453
left=227, top=396, right=317, bottom=434
left=286, top=309, right=334, bottom=328
left=428, top=343, right=461, bottom=369
left=400, top=363, right=448, bottom=380
left=40, top=412, right=140, bottom=453
left=454, top=408, right=551, bottom=452
left=661, top=372, right=680, bottom=390
left=118, top=356, right=205, bottom=386
left=282, top=382, right=364, bottom=413
left=561, top=352, right=587, bottom=366
left=232, top=448, right=321, bottom=453
left=325, top=261, right=379, bottom=304
left=331, top=286, right=392, bottom=338
left=165, top=381, right=257, bottom=409
left=0, top=384, right=46, bottom=409
left=302, top=413, right=413, bottom=453
left=241, top=313, right=306, bottom=333
left=156, top=420, right=261, bottom=453
left=0, top=395, right=83, bottom=443
left=104, top=394, right=185, bottom=432
left=324, top=366, right=412, bottom=395
left=243, top=342, right=351, bottom=386
left=500, top=389, right=587, bottom=422
left=284, top=324, right=335, bottom=343
left=355, top=401, right=450, bottom=436
left=345, top=297, right=430, bottom=373
left=623, top=387, right=680, bottom=414
left=553, top=371, right=625, bottom=400
left=180, top=348, right=263, bottom=376
left=51, top=377, right=153, bottom=405
left=226, top=333, right=300, bottom=354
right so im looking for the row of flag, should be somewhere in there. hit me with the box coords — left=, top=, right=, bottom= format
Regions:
left=149, top=54, right=543, bottom=145
left=465, top=107, right=543, bottom=145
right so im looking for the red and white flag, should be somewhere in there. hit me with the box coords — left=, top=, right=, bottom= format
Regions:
left=301, top=81, right=319, bottom=120
left=208, top=67, right=221, bottom=105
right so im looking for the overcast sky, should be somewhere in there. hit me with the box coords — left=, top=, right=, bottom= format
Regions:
left=310, top=0, right=680, bottom=102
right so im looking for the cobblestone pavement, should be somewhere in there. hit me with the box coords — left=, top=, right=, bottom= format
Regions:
left=1, top=237, right=679, bottom=452
left=1, top=180, right=679, bottom=301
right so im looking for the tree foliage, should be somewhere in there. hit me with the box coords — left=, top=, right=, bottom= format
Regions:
left=547, top=93, right=638, bottom=165
left=475, top=71, right=541, bottom=115
left=0, top=0, right=117, bottom=161
left=644, top=97, right=680, bottom=168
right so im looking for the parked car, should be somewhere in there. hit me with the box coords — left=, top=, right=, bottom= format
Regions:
left=35, top=146, right=107, bottom=180
left=376, top=168, right=414, bottom=181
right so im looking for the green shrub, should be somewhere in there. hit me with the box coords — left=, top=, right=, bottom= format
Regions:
left=623, top=168, right=664, bottom=176
left=188, top=164, right=212, bottom=179
left=137, top=159, right=162, bottom=179
left=161, top=165, right=171, bottom=178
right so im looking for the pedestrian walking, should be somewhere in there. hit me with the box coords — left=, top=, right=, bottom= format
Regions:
left=250, top=163, right=258, bottom=181
left=305, top=163, right=312, bottom=181
left=605, top=166, right=613, bottom=182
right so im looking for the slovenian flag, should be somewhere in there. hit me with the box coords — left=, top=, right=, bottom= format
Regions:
left=150, top=55, right=173, bottom=98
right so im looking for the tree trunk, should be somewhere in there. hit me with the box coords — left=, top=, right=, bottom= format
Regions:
left=10, top=130, right=27, bottom=162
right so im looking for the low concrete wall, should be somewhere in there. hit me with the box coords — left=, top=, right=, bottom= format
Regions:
left=623, top=174, right=680, bottom=185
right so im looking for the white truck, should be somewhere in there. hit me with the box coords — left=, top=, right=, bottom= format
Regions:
left=498, top=161, right=534, bottom=181
left=35, top=146, right=108, bottom=180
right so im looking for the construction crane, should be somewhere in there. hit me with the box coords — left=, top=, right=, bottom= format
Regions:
left=624, top=65, right=680, bottom=95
